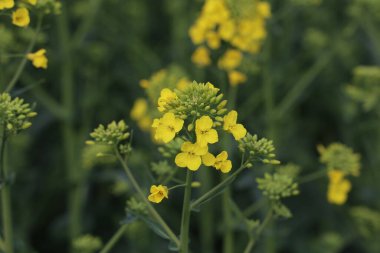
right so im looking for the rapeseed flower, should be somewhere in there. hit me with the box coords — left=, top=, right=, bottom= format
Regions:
left=203, top=151, right=232, bottom=173
left=228, top=70, right=247, bottom=86
left=157, top=88, right=177, bottom=112
left=148, top=185, right=169, bottom=203
left=223, top=110, right=246, bottom=140
left=175, top=141, right=208, bottom=171
left=12, top=8, right=30, bottom=27
left=192, top=46, right=211, bottom=67
left=152, top=112, right=183, bottom=143
left=0, top=0, right=14, bottom=9
left=327, top=170, right=352, bottom=205
left=27, top=49, right=48, bottom=69
left=218, top=49, right=243, bottom=70
left=195, top=116, right=218, bottom=147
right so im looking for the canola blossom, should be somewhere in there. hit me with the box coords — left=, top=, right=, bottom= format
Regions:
left=148, top=185, right=169, bottom=203
left=223, top=110, right=247, bottom=140
left=27, top=49, right=48, bottom=69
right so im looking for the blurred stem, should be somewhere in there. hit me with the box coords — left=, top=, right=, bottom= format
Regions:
left=191, top=163, right=247, bottom=211
left=243, top=208, right=273, bottom=253
left=57, top=8, right=83, bottom=249
left=298, top=168, right=327, bottom=184
left=5, top=15, right=43, bottom=93
left=114, top=149, right=180, bottom=248
left=99, top=224, right=128, bottom=253
left=243, top=199, right=266, bottom=217
left=179, top=170, right=193, bottom=253
left=274, top=51, right=332, bottom=118
left=0, top=130, right=13, bottom=253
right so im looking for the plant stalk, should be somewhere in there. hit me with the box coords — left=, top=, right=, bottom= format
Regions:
left=179, top=170, right=193, bottom=253
left=99, top=224, right=128, bottom=253
left=115, top=150, right=180, bottom=248
left=0, top=130, right=13, bottom=253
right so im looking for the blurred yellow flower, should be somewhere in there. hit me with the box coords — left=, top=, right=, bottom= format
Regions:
left=175, top=142, right=208, bottom=171
left=223, top=110, right=247, bottom=140
left=218, top=20, right=235, bottom=41
left=206, top=31, right=221, bottom=49
left=191, top=46, right=211, bottom=67
left=27, top=49, right=48, bottom=69
left=327, top=170, right=352, bottom=205
left=12, top=8, right=30, bottom=27
left=257, top=1, right=271, bottom=18
left=195, top=116, right=218, bottom=147
left=157, top=88, right=177, bottom=112
left=130, top=98, right=148, bottom=120
left=218, top=49, right=243, bottom=70
left=152, top=112, right=183, bottom=143
left=148, top=185, right=168, bottom=203
left=27, top=0, right=37, bottom=5
left=228, top=70, right=247, bottom=86
left=0, top=0, right=14, bottom=9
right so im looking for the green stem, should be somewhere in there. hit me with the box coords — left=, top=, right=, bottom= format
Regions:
left=99, top=224, right=128, bottom=253
left=222, top=175, right=233, bottom=253
left=5, top=15, right=43, bottom=93
left=114, top=150, right=180, bottom=248
left=57, top=8, right=83, bottom=248
left=0, top=130, right=13, bottom=253
left=243, top=199, right=266, bottom=217
left=191, top=164, right=247, bottom=211
left=243, top=208, right=273, bottom=253
left=179, top=170, right=193, bottom=253
left=298, top=168, right=327, bottom=184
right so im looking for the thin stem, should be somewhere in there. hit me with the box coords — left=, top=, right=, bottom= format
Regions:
left=190, top=163, right=247, bottom=211
left=243, top=199, right=266, bottom=217
left=0, top=129, right=13, bottom=253
left=179, top=170, right=193, bottom=253
left=298, top=168, right=327, bottom=184
left=99, top=224, right=128, bottom=253
left=114, top=149, right=180, bottom=248
left=5, top=15, right=43, bottom=93
left=243, top=208, right=273, bottom=253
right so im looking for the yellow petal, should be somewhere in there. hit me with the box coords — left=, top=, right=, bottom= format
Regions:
left=223, top=110, right=237, bottom=130
left=202, top=152, right=215, bottom=166
left=187, top=156, right=202, bottom=171
left=231, top=124, right=246, bottom=140
left=220, top=160, right=232, bottom=173
left=175, top=153, right=189, bottom=168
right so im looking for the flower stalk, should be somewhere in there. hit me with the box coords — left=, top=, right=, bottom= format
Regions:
left=179, top=170, right=193, bottom=253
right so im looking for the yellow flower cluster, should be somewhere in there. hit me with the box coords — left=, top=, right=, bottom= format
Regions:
left=327, top=170, right=352, bottom=205
left=189, top=0, right=271, bottom=86
left=151, top=82, right=247, bottom=172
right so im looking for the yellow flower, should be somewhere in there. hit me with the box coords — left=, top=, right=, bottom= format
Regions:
left=195, top=116, right=218, bottom=146
left=328, top=170, right=345, bottom=184
left=137, top=116, right=152, bottom=131
left=27, top=0, right=37, bottom=5
left=257, top=1, right=271, bottom=18
left=228, top=70, right=247, bottom=86
left=0, top=0, right=14, bottom=10
left=152, top=112, right=183, bottom=143
left=12, top=8, right=30, bottom=27
left=148, top=185, right=169, bottom=203
left=130, top=98, right=148, bottom=120
left=203, top=151, right=232, bottom=173
left=191, top=46, right=211, bottom=67
left=206, top=31, right=221, bottom=49
left=189, top=23, right=206, bottom=45
left=223, top=110, right=247, bottom=140
left=218, top=49, right=243, bottom=70
left=175, top=142, right=208, bottom=171
left=176, top=78, right=189, bottom=90
left=218, top=19, right=235, bottom=41
left=27, top=49, right=48, bottom=69
left=139, top=79, right=150, bottom=89
left=157, top=88, right=177, bottom=112
left=327, top=179, right=351, bottom=205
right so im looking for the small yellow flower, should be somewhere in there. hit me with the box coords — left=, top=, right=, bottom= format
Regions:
left=27, top=49, right=48, bottom=69
left=158, top=88, right=177, bottom=112
left=175, top=142, right=208, bottom=171
left=223, top=110, right=247, bottom=140
left=148, top=185, right=169, bottom=203
left=206, top=31, right=221, bottom=49
left=228, top=70, right=247, bottom=86
left=189, top=23, right=206, bottom=45
left=328, top=170, right=345, bottom=184
left=139, top=79, right=150, bottom=89
left=257, top=1, right=271, bottom=18
left=327, top=179, right=351, bottom=205
left=0, top=0, right=14, bottom=10
left=218, top=19, right=235, bottom=41
left=176, top=78, right=189, bottom=90
left=195, top=116, right=218, bottom=146
left=203, top=151, right=232, bottom=173
left=218, top=49, right=243, bottom=70
left=27, top=0, right=37, bottom=5
left=152, top=112, right=183, bottom=143
left=12, top=8, right=30, bottom=27
left=130, top=98, right=148, bottom=121
left=191, top=46, right=211, bottom=67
